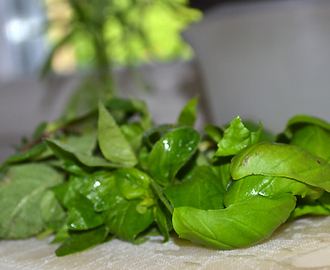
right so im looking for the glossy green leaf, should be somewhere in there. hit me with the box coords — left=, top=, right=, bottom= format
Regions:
left=40, top=190, right=66, bottom=223
left=148, top=127, right=201, bottom=186
left=98, top=102, right=137, bottom=167
left=173, top=194, right=296, bottom=250
left=164, top=166, right=225, bottom=210
left=231, top=142, right=330, bottom=192
left=215, top=116, right=262, bottom=157
left=0, top=163, right=64, bottom=239
left=178, top=96, right=198, bottom=127
left=104, top=199, right=154, bottom=242
left=55, top=225, right=108, bottom=257
left=115, top=168, right=153, bottom=200
left=67, top=194, right=104, bottom=230
left=225, top=175, right=323, bottom=207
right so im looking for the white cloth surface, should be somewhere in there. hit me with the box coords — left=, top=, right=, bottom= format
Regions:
left=2, top=215, right=330, bottom=269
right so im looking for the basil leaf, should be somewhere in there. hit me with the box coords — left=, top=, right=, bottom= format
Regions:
left=67, top=194, right=104, bottom=230
left=178, top=96, right=198, bottom=127
left=204, top=124, right=223, bottom=143
left=40, top=190, right=66, bottom=224
left=211, top=156, right=232, bottom=190
left=164, top=166, right=225, bottom=210
left=0, top=142, right=47, bottom=170
left=288, top=197, right=330, bottom=221
left=45, top=138, right=125, bottom=168
left=285, top=114, right=330, bottom=137
left=148, top=127, right=201, bottom=186
left=231, top=142, right=330, bottom=192
left=225, top=175, right=323, bottom=206
left=120, top=123, right=144, bottom=151
left=115, top=168, right=153, bottom=200
left=98, top=102, right=137, bottom=167
left=215, top=116, right=262, bottom=157
left=290, top=125, right=330, bottom=162
left=0, top=163, right=64, bottom=239
left=129, top=97, right=152, bottom=130
left=104, top=199, right=154, bottom=242
left=173, top=194, right=296, bottom=250
left=55, top=225, right=108, bottom=257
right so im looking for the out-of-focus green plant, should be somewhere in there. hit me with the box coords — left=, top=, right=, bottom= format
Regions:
left=41, top=0, right=201, bottom=119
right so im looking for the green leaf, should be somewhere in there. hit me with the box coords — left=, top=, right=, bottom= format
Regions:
left=120, top=123, right=144, bottom=151
left=164, top=166, right=225, bottom=210
left=115, top=168, right=153, bottom=200
left=285, top=114, right=330, bottom=138
left=204, top=124, right=223, bottom=143
left=211, top=156, right=232, bottom=190
left=290, top=125, right=330, bottom=162
left=173, top=194, right=296, bottom=250
left=104, top=199, right=154, bottom=242
left=288, top=197, right=330, bottom=221
left=67, top=194, right=104, bottom=230
left=55, top=225, right=109, bottom=257
left=148, top=127, right=201, bottom=186
left=0, top=163, right=64, bottom=239
left=153, top=202, right=172, bottom=242
left=215, top=116, right=262, bottom=157
left=0, top=142, right=47, bottom=170
left=231, top=142, right=330, bottom=192
left=98, top=102, right=137, bottom=167
left=178, top=96, right=198, bottom=127
left=225, top=175, right=323, bottom=207
left=40, top=190, right=66, bottom=223
left=45, top=138, right=125, bottom=168
left=129, top=97, right=153, bottom=130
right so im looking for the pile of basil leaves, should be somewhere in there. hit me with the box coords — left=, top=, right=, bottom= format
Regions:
left=1, top=96, right=330, bottom=256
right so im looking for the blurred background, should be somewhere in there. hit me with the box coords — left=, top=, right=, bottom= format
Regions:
left=1, top=0, right=330, bottom=162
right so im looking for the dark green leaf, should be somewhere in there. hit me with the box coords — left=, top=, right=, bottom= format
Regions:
left=67, top=194, right=104, bottom=230
left=104, top=199, right=154, bottom=242
left=153, top=202, right=172, bottom=242
left=0, top=143, right=47, bottom=170
left=164, top=166, right=225, bottom=210
left=115, top=168, right=153, bottom=201
left=148, top=127, right=201, bottom=186
left=55, top=225, right=108, bottom=257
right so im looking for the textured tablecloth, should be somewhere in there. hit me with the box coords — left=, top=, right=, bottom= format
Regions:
left=2, top=215, right=330, bottom=269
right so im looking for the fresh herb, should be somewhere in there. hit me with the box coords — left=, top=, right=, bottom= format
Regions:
left=1, top=97, right=330, bottom=255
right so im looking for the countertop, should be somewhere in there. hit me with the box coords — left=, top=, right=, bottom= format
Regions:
left=2, top=215, right=330, bottom=269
